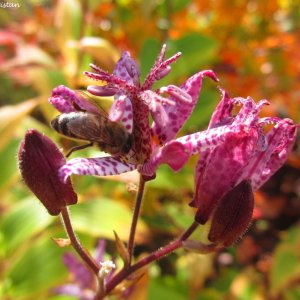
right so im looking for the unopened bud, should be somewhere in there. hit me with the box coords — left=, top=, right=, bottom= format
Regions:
left=208, top=180, right=254, bottom=247
left=18, top=129, right=77, bottom=215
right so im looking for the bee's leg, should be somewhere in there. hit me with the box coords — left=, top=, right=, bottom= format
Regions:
left=66, top=142, right=94, bottom=157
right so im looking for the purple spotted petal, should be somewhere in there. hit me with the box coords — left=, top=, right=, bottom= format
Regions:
left=151, top=70, right=218, bottom=144
left=208, top=89, right=234, bottom=128
left=176, top=124, right=236, bottom=155
left=87, top=85, right=118, bottom=96
left=113, top=51, right=138, bottom=85
left=108, top=95, right=133, bottom=133
left=59, top=156, right=136, bottom=182
left=143, top=46, right=182, bottom=90
left=141, top=124, right=244, bottom=177
left=49, top=85, right=100, bottom=114
left=250, top=119, right=297, bottom=190
left=192, top=126, right=259, bottom=224
left=140, top=140, right=191, bottom=176
left=233, top=97, right=269, bottom=127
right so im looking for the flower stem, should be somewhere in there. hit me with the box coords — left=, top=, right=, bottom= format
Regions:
left=60, top=206, right=100, bottom=275
left=104, top=221, right=199, bottom=296
left=127, top=175, right=146, bottom=266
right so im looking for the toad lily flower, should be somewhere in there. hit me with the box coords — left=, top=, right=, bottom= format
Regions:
left=187, top=90, right=298, bottom=247
left=49, top=44, right=218, bottom=181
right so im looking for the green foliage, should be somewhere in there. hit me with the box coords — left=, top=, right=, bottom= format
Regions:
left=270, top=227, right=300, bottom=296
left=69, top=198, right=150, bottom=242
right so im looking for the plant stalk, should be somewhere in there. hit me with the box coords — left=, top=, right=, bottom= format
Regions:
left=127, top=175, right=146, bottom=266
left=104, top=221, right=199, bottom=296
left=60, top=206, right=100, bottom=275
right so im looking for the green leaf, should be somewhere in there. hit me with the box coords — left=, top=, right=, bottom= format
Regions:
left=139, top=38, right=162, bottom=82
left=284, top=286, right=300, bottom=300
left=148, top=276, right=187, bottom=300
left=0, top=137, right=21, bottom=193
left=165, top=33, right=219, bottom=82
left=0, top=197, right=53, bottom=254
left=0, top=100, right=37, bottom=151
left=270, top=227, right=300, bottom=295
left=69, top=198, right=150, bottom=243
left=5, top=236, right=67, bottom=298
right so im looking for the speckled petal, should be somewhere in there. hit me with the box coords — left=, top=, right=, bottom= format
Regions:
left=143, top=45, right=182, bottom=90
left=113, top=51, right=138, bottom=85
left=208, top=89, right=234, bottom=128
left=109, top=95, right=133, bottom=133
left=233, top=97, right=269, bottom=127
left=176, top=124, right=236, bottom=155
left=49, top=85, right=100, bottom=114
left=59, top=157, right=136, bottom=182
left=87, top=85, right=118, bottom=96
left=192, top=127, right=259, bottom=224
left=139, top=140, right=191, bottom=176
left=151, top=70, right=218, bottom=144
left=249, top=119, right=297, bottom=190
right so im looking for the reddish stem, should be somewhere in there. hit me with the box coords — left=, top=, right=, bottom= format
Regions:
left=127, top=175, right=145, bottom=266
left=104, top=221, right=199, bottom=296
left=61, top=207, right=100, bottom=275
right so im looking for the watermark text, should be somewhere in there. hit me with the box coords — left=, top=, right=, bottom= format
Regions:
left=0, top=1, right=21, bottom=8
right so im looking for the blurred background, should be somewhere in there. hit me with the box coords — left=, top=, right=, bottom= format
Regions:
left=0, top=0, right=300, bottom=299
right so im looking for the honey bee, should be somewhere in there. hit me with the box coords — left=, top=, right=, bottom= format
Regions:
left=51, top=98, right=132, bottom=157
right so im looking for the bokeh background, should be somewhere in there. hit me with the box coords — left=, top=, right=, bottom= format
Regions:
left=1, top=1, right=300, bottom=299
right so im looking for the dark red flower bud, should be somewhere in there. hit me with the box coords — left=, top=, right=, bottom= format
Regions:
left=207, top=180, right=254, bottom=247
left=18, top=129, right=77, bottom=215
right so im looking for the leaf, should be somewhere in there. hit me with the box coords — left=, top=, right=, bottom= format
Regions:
left=148, top=276, right=187, bottom=300
left=0, top=197, right=53, bottom=254
left=0, top=44, right=56, bottom=71
left=0, top=137, right=22, bottom=194
left=69, top=198, right=150, bottom=243
left=270, top=226, right=300, bottom=295
left=139, top=38, right=162, bottom=82
left=52, top=238, right=71, bottom=248
left=54, top=0, right=82, bottom=79
left=80, top=37, right=120, bottom=70
left=5, top=236, right=67, bottom=299
left=167, top=33, right=219, bottom=79
left=113, top=230, right=130, bottom=266
left=0, top=100, right=38, bottom=151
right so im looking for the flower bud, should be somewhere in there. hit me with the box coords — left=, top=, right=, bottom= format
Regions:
left=18, top=129, right=77, bottom=215
left=207, top=180, right=254, bottom=247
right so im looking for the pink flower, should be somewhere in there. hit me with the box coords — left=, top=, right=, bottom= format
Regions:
left=49, top=45, right=217, bottom=181
left=189, top=91, right=297, bottom=226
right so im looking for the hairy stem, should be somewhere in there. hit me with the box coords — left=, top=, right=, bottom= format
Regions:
left=104, top=221, right=199, bottom=296
left=127, top=175, right=146, bottom=266
left=60, top=207, right=100, bottom=275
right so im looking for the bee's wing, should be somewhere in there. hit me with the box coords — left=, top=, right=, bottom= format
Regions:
left=68, top=112, right=123, bottom=146
left=75, top=91, right=109, bottom=115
